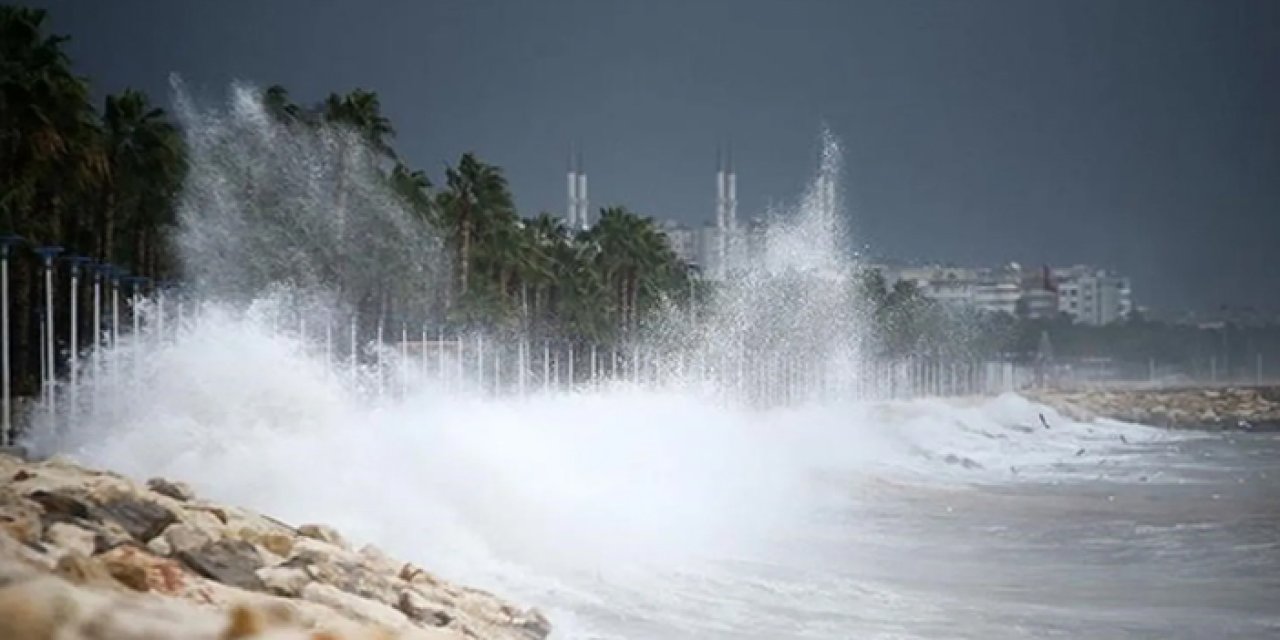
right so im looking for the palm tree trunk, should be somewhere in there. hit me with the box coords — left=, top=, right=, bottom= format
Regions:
left=459, top=214, right=471, bottom=298
left=101, top=190, right=116, bottom=262
left=628, top=271, right=639, bottom=333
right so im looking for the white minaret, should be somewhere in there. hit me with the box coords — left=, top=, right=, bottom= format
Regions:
left=576, top=152, right=589, bottom=230
left=566, top=148, right=578, bottom=228
left=726, top=146, right=738, bottom=273
left=822, top=173, right=835, bottom=218
left=715, top=147, right=727, bottom=276
left=726, top=147, right=737, bottom=227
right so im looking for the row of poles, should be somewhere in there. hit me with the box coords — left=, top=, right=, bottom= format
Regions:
left=253, top=317, right=1022, bottom=406
left=2, top=234, right=1025, bottom=446
left=0, top=236, right=164, bottom=447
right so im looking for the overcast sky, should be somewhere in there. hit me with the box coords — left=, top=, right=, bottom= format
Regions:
left=32, top=0, right=1280, bottom=315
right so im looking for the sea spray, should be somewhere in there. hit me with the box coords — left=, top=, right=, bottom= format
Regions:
left=25, top=83, right=1193, bottom=638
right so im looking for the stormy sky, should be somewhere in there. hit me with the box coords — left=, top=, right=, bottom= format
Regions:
left=32, top=0, right=1280, bottom=316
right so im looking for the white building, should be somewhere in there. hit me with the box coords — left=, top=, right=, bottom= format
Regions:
left=659, top=220, right=699, bottom=266
left=1053, top=266, right=1131, bottom=325
left=869, top=262, right=1130, bottom=324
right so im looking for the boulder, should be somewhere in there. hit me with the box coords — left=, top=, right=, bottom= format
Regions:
left=0, top=489, right=43, bottom=546
left=236, top=526, right=295, bottom=558
left=301, top=580, right=412, bottom=633
left=146, top=536, right=173, bottom=557
left=53, top=551, right=118, bottom=589
left=176, top=540, right=266, bottom=592
left=97, top=545, right=196, bottom=597
left=27, top=488, right=94, bottom=520
left=257, top=563, right=312, bottom=597
left=43, top=521, right=97, bottom=557
left=398, top=588, right=453, bottom=627
left=298, top=523, right=349, bottom=549
left=94, top=493, right=179, bottom=543
left=283, top=539, right=399, bottom=608
left=160, top=523, right=214, bottom=554
left=359, top=543, right=400, bottom=576
left=399, top=563, right=444, bottom=588
left=145, top=477, right=195, bottom=502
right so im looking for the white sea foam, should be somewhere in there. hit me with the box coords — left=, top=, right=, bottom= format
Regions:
left=24, top=83, right=1195, bottom=638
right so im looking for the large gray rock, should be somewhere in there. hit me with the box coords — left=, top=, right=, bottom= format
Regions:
left=159, top=523, right=213, bottom=555
left=94, top=495, right=178, bottom=543
left=145, top=478, right=194, bottom=502
left=175, top=539, right=265, bottom=592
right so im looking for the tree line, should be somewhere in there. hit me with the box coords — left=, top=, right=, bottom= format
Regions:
left=1, top=5, right=697, bottom=398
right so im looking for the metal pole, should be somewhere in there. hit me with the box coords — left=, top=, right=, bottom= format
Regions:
left=543, top=340, right=550, bottom=393
left=129, top=278, right=145, bottom=390
left=38, top=312, right=46, bottom=407
left=517, top=340, right=526, bottom=396
left=376, top=321, right=384, bottom=397
left=67, top=259, right=84, bottom=420
left=350, top=317, right=357, bottom=366
left=156, top=287, right=164, bottom=341
left=494, top=343, right=502, bottom=395
left=0, top=237, right=18, bottom=445
left=111, top=273, right=120, bottom=351
left=400, top=324, right=409, bottom=397
left=456, top=335, right=464, bottom=391
left=96, top=267, right=110, bottom=409
left=325, top=322, right=333, bottom=369
left=477, top=334, right=485, bottom=392
left=36, top=247, right=62, bottom=423
left=437, top=328, right=445, bottom=384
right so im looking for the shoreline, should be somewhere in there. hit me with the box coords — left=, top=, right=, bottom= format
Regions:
left=0, top=451, right=551, bottom=640
left=1026, top=386, right=1280, bottom=431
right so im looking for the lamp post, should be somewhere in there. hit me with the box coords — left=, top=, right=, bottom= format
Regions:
left=125, top=277, right=148, bottom=339
left=124, top=276, right=148, bottom=389
left=91, top=263, right=112, bottom=413
left=110, top=268, right=126, bottom=351
left=0, top=235, right=24, bottom=446
left=154, top=280, right=167, bottom=342
left=64, top=257, right=91, bottom=421
left=34, top=246, right=63, bottom=422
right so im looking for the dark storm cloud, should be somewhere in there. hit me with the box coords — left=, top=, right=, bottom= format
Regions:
left=30, top=0, right=1280, bottom=314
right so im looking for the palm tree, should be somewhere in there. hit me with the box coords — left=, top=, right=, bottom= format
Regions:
left=263, top=84, right=307, bottom=126
left=321, top=89, right=395, bottom=160
left=0, top=6, right=101, bottom=238
left=437, top=153, right=514, bottom=314
left=522, top=213, right=567, bottom=327
left=100, top=89, right=183, bottom=270
left=389, top=161, right=434, bottom=223
left=585, top=207, right=685, bottom=335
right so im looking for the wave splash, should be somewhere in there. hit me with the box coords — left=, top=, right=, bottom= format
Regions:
left=25, top=84, right=1186, bottom=638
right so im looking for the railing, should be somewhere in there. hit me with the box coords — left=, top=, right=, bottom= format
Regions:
left=4, top=286, right=1045, bottom=445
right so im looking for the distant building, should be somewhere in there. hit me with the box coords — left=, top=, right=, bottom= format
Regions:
left=868, top=261, right=1130, bottom=324
left=658, top=220, right=698, bottom=265
left=1052, top=266, right=1131, bottom=325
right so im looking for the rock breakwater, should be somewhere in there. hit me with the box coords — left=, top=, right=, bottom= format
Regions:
left=1028, top=386, right=1280, bottom=431
left=0, top=452, right=551, bottom=640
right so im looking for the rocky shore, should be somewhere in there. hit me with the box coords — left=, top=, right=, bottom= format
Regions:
left=1027, top=386, right=1280, bottom=431
left=0, top=451, right=551, bottom=640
